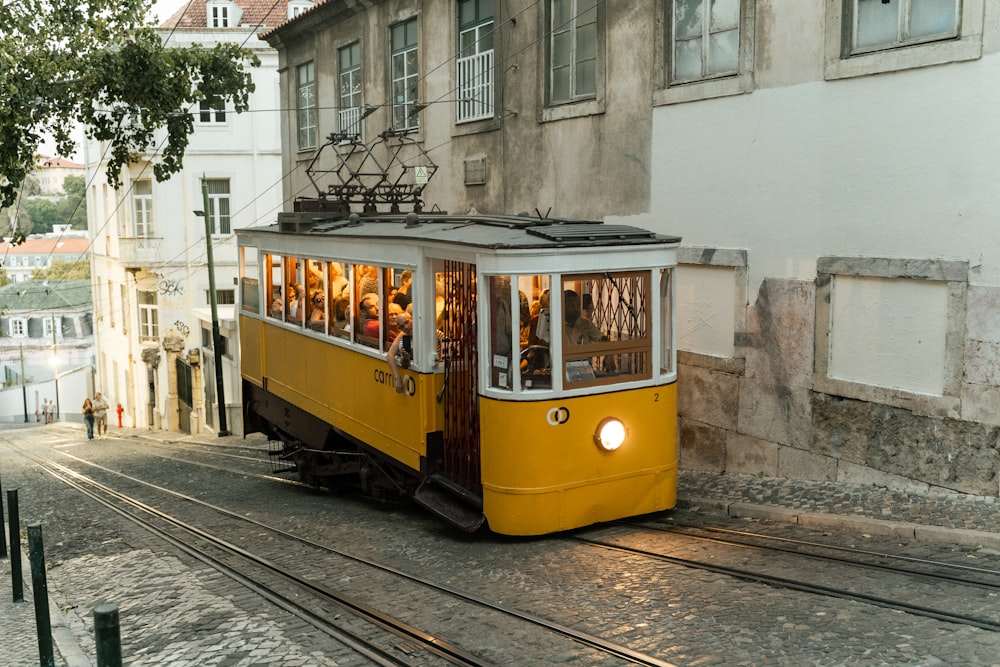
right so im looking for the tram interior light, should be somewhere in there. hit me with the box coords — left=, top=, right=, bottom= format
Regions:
left=595, top=417, right=626, bottom=452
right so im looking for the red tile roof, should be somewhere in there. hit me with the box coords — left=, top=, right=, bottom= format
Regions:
left=160, top=0, right=323, bottom=31
left=40, top=157, right=84, bottom=170
left=0, top=238, right=91, bottom=256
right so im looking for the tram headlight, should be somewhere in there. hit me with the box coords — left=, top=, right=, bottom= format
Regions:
left=594, top=417, right=627, bottom=452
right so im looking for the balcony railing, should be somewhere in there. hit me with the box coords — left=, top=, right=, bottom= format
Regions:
left=119, top=237, right=163, bottom=268
left=457, top=50, right=494, bottom=123
left=339, top=106, right=362, bottom=141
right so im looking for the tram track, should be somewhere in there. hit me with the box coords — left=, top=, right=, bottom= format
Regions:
left=572, top=521, right=1000, bottom=633
left=21, top=441, right=679, bottom=667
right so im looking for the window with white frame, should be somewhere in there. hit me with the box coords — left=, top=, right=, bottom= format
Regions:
left=138, top=290, right=159, bottom=340
left=825, top=0, right=982, bottom=80
left=548, top=0, right=600, bottom=105
left=42, top=316, right=60, bottom=339
left=296, top=61, right=316, bottom=150
left=132, top=179, right=153, bottom=238
left=457, top=0, right=495, bottom=123
left=390, top=19, right=419, bottom=131
left=9, top=318, right=26, bottom=338
left=288, top=0, right=312, bottom=19
left=208, top=1, right=232, bottom=27
left=338, top=43, right=363, bottom=137
left=198, top=99, right=227, bottom=124
left=850, top=0, right=959, bottom=54
left=203, top=178, right=232, bottom=235
left=670, top=0, right=739, bottom=83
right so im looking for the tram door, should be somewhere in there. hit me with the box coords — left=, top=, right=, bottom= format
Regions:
left=438, top=260, right=481, bottom=492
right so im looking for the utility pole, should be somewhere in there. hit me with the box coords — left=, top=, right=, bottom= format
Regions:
left=196, top=178, right=230, bottom=436
left=19, top=344, right=27, bottom=423
left=50, top=314, right=60, bottom=421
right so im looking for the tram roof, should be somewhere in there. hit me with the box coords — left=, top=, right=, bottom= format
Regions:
left=243, top=211, right=681, bottom=250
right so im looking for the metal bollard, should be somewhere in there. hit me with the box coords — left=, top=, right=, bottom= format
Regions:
left=8, top=489, right=22, bottom=603
left=27, top=523, right=55, bottom=667
left=94, top=603, right=123, bottom=667
left=0, top=472, right=7, bottom=559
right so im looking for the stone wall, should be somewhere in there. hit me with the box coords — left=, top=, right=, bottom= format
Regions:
left=679, top=278, right=1000, bottom=497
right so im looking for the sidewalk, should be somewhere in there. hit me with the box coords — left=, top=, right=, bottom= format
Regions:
left=677, top=469, right=1000, bottom=550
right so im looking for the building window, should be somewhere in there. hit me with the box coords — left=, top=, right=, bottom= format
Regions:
left=390, top=19, right=419, bottom=131
left=210, top=3, right=231, bottom=27
left=549, top=0, right=599, bottom=105
left=9, top=318, right=26, bottom=338
left=850, top=0, right=958, bottom=54
left=42, top=316, right=60, bottom=339
left=338, top=43, right=363, bottom=138
left=288, top=0, right=312, bottom=19
left=138, top=290, right=159, bottom=341
left=825, top=0, right=982, bottom=80
left=207, top=289, right=236, bottom=305
left=457, top=0, right=495, bottom=123
left=132, top=179, right=153, bottom=238
left=203, top=178, right=231, bottom=235
left=297, top=62, right=316, bottom=150
left=670, top=0, right=739, bottom=83
left=198, top=99, right=227, bottom=124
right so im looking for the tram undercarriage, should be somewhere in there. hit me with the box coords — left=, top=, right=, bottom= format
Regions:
left=243, top=380, right=485, bottom=530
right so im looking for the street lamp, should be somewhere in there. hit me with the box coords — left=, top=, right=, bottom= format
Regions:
left=194, top=179, right=230, bottom=436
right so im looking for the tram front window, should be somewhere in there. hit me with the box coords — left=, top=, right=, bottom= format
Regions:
left=520, top=275, right=552, bottom=390
left=562, top=271, right=651, bottom=388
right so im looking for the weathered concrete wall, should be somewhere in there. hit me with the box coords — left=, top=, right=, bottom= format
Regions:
left=680, top=278, right=1000, bottom=496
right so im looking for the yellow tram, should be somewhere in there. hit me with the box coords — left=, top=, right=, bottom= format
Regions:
left=237, top=210, right=680, bottom=536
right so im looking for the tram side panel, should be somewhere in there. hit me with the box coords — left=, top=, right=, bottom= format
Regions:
left=250, top=318, right=441, bottom=473
left=479, top=384, right=678, bottom=535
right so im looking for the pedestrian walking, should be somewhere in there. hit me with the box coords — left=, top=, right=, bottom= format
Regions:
left=82, top=397, right=95, bottom=440
left=42, top=399, right=50, bottom=424
left=92, top=392, right=110, bottom=439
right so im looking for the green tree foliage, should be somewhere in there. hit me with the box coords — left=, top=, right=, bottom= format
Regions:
left=31, top=258, right=91, bottom=281
left=0, top=265, right=10, bottom=288
left=0, top=0, right=259, bottom=224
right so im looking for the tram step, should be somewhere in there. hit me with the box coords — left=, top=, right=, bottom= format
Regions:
left=414, top=479, right=486, bottom=533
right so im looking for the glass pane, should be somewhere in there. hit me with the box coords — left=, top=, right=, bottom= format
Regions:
left=673, top=37, right=703, bottom=80
left=482, top=0, right=494, bottom=21
left=710, top=0, right=739, bottom=30
left=459, top=0, right=475, bottom=27
left=520, top=276, right=552, bottom=391
left=480, top=23, right=494, bottom=51
left=552, top=31, right=571, bottom=67
left=659, top=269, right=673, bottom=375
left=708, top=28, right=739, bottom=74
left=910, top=0, right=958, bottom=39
left=489, top=276, right=514, bottom=390
left=391, top=23, right=405, bottom=50
left=855, top=0, right=900, bottom=48
left=674, top=0, right=704, bottom=40
left=575, top=59, right=596, bottom=96
left=553, top=0, right=572, bottom=27
left=551, top=66, right=570, bottom=101
left=406, top=49, right=418, bottom=75
left=406, top=19, right=417, bottom=47
left=576, top=22, right=597, bottom=61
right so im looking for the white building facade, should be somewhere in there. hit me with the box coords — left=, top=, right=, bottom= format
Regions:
left=84, top=1, right=301, bottom=433
left=632, top=0, right=1000, bottom=496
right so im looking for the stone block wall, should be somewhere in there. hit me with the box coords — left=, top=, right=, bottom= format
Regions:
left=679, top=277, right=1000, bottom=497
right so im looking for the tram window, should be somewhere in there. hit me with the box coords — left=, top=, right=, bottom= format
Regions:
left=354, top=264, right=380, bottom=348
left=519, top=275, right=552, bottom=390
left=285, top=258, right=306, bottom=327
left=660, top=268, right=674, bottom=375
left=383, top=267, right=404, bottom=350
left=305, top=260, right=326, bottom=333
left=240, top=247, right=259, bottom=315
left=561, top=271, right=652, bottom=388
left=488, top=276, right=514, bottom=390
left=265, top=254, right=283, bottom=320
left=329, top=262, right=351, bottom=339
